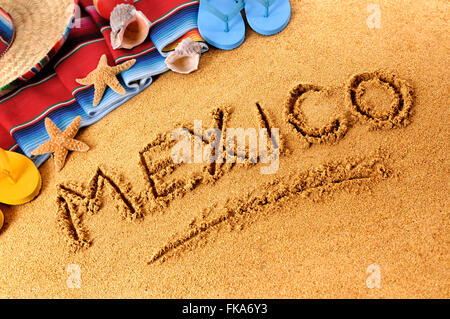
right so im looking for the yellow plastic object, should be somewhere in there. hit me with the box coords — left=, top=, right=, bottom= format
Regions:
left=0, top=148, right=42, bottom=205
left=0, top=208, right=3, bottom=230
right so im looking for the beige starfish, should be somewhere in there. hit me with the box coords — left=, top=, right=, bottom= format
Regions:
left=76, top=54, right=136, bottom=106
left=31, top=116, right=89, bottom=171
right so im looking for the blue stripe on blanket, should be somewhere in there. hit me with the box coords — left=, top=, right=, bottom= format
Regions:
left=151, top=4, right=203, bottom=57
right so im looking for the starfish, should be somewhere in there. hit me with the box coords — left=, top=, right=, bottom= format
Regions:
left=32, top=116, right=89, bottom=171
left=76, top=54, right=136, bottom=106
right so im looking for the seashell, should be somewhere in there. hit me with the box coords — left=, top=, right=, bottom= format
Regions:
left=165, top=38, right=208, bottom=74
left=110, top=4, right=151, bottom=50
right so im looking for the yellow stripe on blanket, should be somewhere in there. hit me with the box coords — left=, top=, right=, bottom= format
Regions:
left=162, top=30, right=205, bottom=53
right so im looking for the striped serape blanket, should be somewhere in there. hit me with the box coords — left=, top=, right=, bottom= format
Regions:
left=0, top=0, right=206, bottom=168
left=0, top=7, right=14, bottom=59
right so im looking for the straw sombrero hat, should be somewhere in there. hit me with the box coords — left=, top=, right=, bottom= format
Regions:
left=0, top=0, right=77, bottom=96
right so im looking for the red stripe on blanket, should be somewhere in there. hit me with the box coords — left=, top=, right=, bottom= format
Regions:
left=0, top=75, right=72, bottom=132
left=55, top=39, right=114, bottom=93
left=135, top=0, right=199, bottom=22
left=79, top=0, right=198, bottom=23
left=0, top=125, right=15, bottom=150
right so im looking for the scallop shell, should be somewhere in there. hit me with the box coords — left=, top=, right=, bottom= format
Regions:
left=110, top=4, right=151, bottom=50
left=165, top=38, right=208, bottom=74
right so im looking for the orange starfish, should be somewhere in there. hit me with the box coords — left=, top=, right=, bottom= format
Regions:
left=76, top=54, right=136, bottom=106
left=32, top=116, right=89, bottom=171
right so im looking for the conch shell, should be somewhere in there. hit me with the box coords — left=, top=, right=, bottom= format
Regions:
left=165, top=38, right=208, bottom=74
left=110, top=4, right=151, bottom=50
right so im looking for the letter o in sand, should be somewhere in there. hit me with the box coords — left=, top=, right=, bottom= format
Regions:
left=284, top=84, right=350, bottom=145
left=346, top=71, right=414, bottom=130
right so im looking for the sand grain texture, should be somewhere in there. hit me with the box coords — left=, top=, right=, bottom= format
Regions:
left=0, top=0, right=449, bottom=298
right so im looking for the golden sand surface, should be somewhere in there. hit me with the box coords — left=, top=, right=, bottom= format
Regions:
left=0, top=0, right=449, bottom=298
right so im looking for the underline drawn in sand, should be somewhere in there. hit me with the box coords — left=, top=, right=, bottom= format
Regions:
left=55, top=70, right=414, bottom=260
left=284, top=70, right=414, bottom=145
left=148, top=151, right=391, bottom=264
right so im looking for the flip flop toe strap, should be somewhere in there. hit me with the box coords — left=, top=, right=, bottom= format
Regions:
left=204, top=0, right=245, bottom=32
left=254, top=0, right=277, bottom=17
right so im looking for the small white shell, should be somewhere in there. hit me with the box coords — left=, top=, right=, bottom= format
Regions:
left=110, top=4, right=151, bottom=50
left=165, top=38, right=207, bottom=74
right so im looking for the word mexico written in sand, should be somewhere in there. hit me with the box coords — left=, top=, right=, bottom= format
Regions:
left=56, top=104, right=284, bottom=251
left=55, top=71, right=414, bottom=264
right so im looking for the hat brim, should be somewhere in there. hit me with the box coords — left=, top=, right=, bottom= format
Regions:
left=0, top=7, right=15, bottom=59
left=0, top=0, right=77, bottom=96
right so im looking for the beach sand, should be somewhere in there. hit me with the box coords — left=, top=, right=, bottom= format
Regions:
left=0, top=0, right=449, bottom=298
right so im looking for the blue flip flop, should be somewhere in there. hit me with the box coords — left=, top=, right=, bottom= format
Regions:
left=198, top=0, right=246, bottom=50
left=245, top=0, right=291, bottom=36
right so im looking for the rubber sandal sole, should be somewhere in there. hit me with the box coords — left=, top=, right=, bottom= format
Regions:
left=198, top=0, right=246, bottom=50
left=245, top=0, right=291, bottom=36
left=0, top=150, right=42, bottom=206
